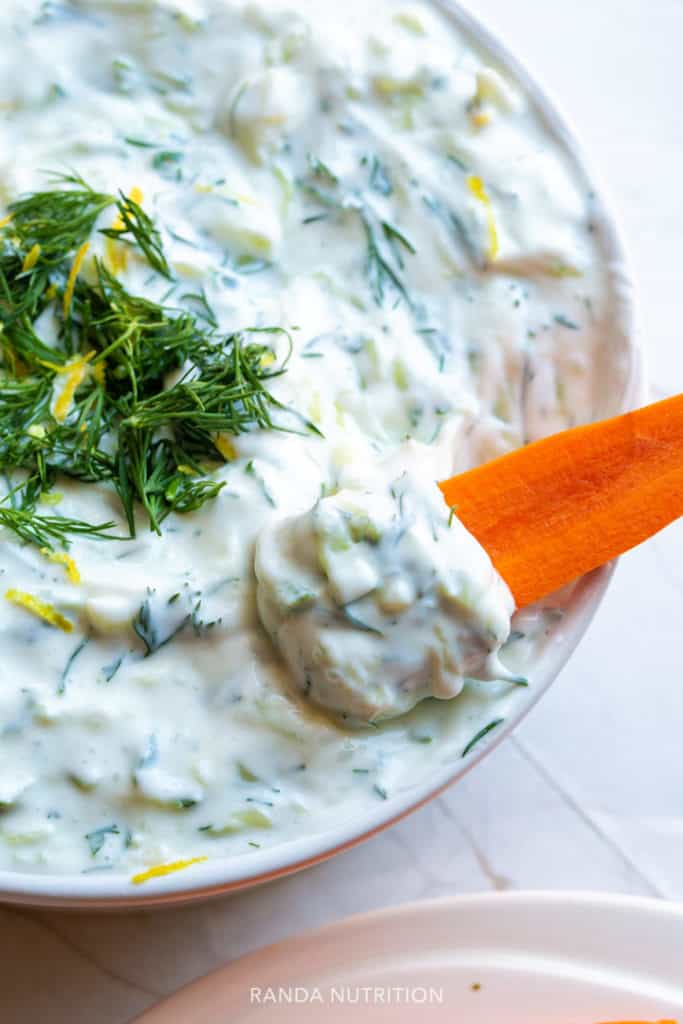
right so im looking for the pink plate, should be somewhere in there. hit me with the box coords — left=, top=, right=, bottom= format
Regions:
left=136, top=892, right=683, bottom=1023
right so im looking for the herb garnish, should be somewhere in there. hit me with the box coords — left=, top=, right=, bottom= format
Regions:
left=58, top=635, right=89, bottom=695
left=553, top=314, right=579, bottom=331
left=367, top=155, right=393, bottom=196
left=0, top=176, right=302, bottom=551
left=299, top=157, right=416, bottom=310
left=102, top=654, right=124, bottom=683
left=85, top=823, right=120, bottom=857
left=133, top=591, right=223, bottom=658
left=462, top=718, right=504, bottom=758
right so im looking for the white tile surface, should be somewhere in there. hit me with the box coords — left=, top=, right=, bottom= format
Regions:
left=2, top=2, right=682, bottom=1020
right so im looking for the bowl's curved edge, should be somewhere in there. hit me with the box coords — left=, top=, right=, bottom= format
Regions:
left=0, top=0, right=644, bottom=909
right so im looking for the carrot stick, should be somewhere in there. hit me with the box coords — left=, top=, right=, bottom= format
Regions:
left=439, top=394, right=683, bottom=608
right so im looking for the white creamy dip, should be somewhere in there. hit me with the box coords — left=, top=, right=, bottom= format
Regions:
left=256, top=467, right=515, bottom=721
left=0, top=0, right=612, bottom=877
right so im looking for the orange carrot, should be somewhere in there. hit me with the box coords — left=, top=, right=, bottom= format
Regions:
left=439, top=394, right=683, bottom=608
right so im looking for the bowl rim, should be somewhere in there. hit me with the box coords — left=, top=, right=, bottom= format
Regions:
left=0, top=0, right=644, bottom=909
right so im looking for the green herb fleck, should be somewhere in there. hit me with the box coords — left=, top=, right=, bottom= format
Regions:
left=462, top=718, right=504, bottom=758
left=368, top=156, right=393, bottom=196
left=85, top=823, right=120, bottom=857
left=58, top=635, right=89, bottom=695
left=132, top=599, right=157, bottom=656
left=553, top=314, right=579, bottom=331
left=102, top=655, right=124, bottom=682
left=245, top=460, right=276, bottom=507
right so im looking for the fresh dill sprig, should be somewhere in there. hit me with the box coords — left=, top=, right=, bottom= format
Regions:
left=100, top=190, right=172, bottom=279
left=0, top=175, right=303, bottom=549
left=361, top=213, right=415, bottom=309
left=367, top=155, right=393, bottom=196
left=0, top=505, right=117, bottom=549
left=7, top=173, right=171, bottom=277
left=7, top=174, right=114, bottom=267
left=306, top=154, right=339, bottom=185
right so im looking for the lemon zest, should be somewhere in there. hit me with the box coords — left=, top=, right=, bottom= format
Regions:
left=0, top=213, right=13, bottom=229
left=50, top=351, right=95, bottom=375
left=40, top=548, right=81, bottom=584
left=259, top=351, right=276, bottom=369
left=471, top=110, right=491, bottom=130
left=215, top=435, right=239, bottom=462
left=37, top=357, right=62, bottom=372
left=45, top=282, right=58, bottom=302
left=63, top=241, right=91, bottom=317
left=5, top=589, right=73, bottom=632
left=394, top=12, right=425, bottom=34
left=106, top=234, right=127, bottom=274
left=548, top=262, right=583, bottom=279
left=131, top=856, right=208, bottom=886
left=22, top=244, right=41, bottom=272
left=106, top=187, right=143, bottom=274
left=39, top=491, right=63, bottom=506
left=467, top=174, right=499, bottom=261
left=92, top=361, right=106, bottom=387
left=52, top=350, right=96, bottom=423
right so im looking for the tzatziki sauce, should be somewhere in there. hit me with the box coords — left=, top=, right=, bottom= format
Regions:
left=0, top=0, right=614, bottom=877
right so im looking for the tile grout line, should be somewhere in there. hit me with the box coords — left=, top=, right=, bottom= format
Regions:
left=510, top=734, right=667, bottom=898
left=435, top=796, right=513, bottom=891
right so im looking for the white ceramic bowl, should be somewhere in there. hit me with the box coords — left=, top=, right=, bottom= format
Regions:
left=0, top=0, right=642, bottom=909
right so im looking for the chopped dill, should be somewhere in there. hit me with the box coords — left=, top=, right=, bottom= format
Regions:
left=152, top=150, right=184, bottom=177
left=361, top=213, right=415, bottom=308
left=368, top=155, right=393, bottom=196
left=100, top=190, right=172, bottom=278
left=139, top=733, right=159, bottom=770
left=102, top=654, right=124, bottom=683
left=0, top=505, right=117, bottom=549
left=0, top=175, right=305, bottom=550
left=462, top=718, right=504, bottom=758
left=85, top=824, right=120, bottom=857
left=132, top=599, right=158, bottom=657
left=245, top=460, right=276, bottom=507
left=302, top=213, right=329, bottom=226
left=306, top=153, right=338, bottom=185
left=58, top=635, right=90, bottom=695
left=553, top=314, right=579, bottom=330
left=299, top=157, right=416, bottom=310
